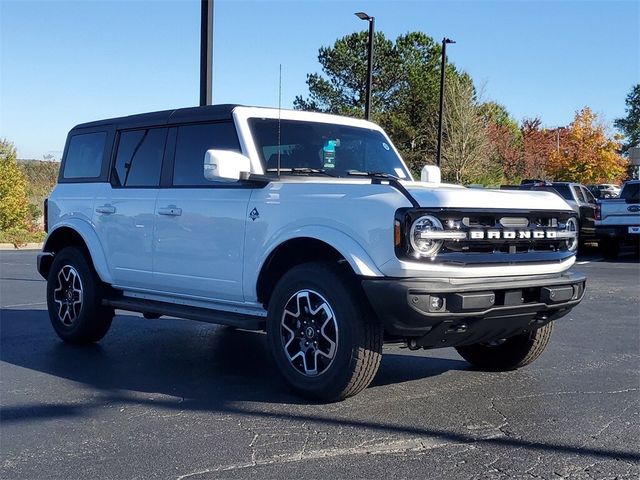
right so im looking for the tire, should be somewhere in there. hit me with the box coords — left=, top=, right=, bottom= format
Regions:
left=266, top=262, right=383, bottom=402
left=600, top=238, right=619, bottom=260
left=46, top=246, right=114, bottom=344
left=455, top=323, right=553, bottom=371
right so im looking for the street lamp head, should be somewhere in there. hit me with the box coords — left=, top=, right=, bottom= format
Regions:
left=444, top=37, right=456, bottom=44
left=355, top=12, right=372, bottom=21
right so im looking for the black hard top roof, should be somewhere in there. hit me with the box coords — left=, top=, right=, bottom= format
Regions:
left=72, top=104, right=243, bottom=130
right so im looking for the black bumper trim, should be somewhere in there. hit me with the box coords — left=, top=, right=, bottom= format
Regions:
left=362, top=271, right=586, bottom=348
left=36, top=252, right=54, bottom=279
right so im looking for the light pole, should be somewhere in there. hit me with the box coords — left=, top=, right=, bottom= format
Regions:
left=436, top=37, right=455, bottom=168
left=556, top=126, right=566, bottom=153
left=200, top=0, right=214, bottom=106
left=355, top=12, right=375, bottom=120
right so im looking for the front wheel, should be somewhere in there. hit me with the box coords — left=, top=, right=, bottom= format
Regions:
left=267, top=262, right=383, bottom=402
left=46, top=247, right=114, bottom=344
left=455, top=323, right=553, bottom=371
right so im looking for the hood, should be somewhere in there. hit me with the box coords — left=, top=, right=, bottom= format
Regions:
left=402, top=181, right=574, bottom=212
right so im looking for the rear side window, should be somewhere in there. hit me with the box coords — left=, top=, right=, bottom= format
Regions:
left=112, top=128, right=167, bottom=187
left=173, top=122, right=240, bottom=186
left=572, top=185, right=585, bottom=202
left=63, top=132, right=107, bottom=179
left=581, top=186, right=596, bottom=204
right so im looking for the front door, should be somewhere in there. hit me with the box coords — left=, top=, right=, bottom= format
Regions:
left=152, top=121, right=252, bottom=302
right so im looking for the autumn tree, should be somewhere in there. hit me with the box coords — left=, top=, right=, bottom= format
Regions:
left=520, top=118, right=556, bottom=180
left=0, top=139, right=30, bottom=230
left=614, top=84, right=639, bottom=154
left=546, top=108, right=627, bottom=183
left=480, top=102, right=523, bottom=183
left=440, top=75, right=492, bottom=184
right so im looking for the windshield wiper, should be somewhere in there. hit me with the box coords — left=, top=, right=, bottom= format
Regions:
left=347, top=170, right=400, bottom=180
left=347, top=171, right=419, bottom=208
left=266, top=167, right=337, bottom=177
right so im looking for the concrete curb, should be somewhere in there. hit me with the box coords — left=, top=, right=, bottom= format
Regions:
left=0, top=243, right=43, bottom=251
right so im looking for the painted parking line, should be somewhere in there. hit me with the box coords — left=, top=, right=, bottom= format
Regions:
left=1, top=301, right=46, bottom=309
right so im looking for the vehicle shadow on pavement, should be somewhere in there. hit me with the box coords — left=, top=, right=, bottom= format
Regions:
left=1, top=309, right=638, bottom=464
left=0, top=309, right=465, bottom=413
left=577, top=244, right=639, bottom=263
left=372, top=353, right=468, bottom=387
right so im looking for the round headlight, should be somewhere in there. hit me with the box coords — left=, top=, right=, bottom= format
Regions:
left=409, top=215, right=444, bottom=257
left=565, top=217, right=579, bottom=252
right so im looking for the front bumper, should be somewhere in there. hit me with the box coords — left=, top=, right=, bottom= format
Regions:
left=37, top=252, right=54, bottom=279
left=362, top=271, right=586, bottom=349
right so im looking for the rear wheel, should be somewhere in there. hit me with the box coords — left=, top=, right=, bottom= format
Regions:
left=46, top=247, right=114, bottom=344
left=267, top=262, right=383, bottom=402
left=455, top=323, right=553, bottom=371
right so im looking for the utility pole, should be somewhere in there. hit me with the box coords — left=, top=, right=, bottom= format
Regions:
left=436, top=37, right=455, bottom=167
left=355, top=12, right=375, bottom=120
left=556, top=126, right=566, bottom=153
left=200, top=0, right=214, bottom=106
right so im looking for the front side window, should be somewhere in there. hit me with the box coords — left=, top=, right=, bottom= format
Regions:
left=248, top=118, right=411, bottom=179
left=63, top=131, right=107, bottom=179
left=113, top=128, right=167, bottom=187
left=173, top=122, right=240, bottom=186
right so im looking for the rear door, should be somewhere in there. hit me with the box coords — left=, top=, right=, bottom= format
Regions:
left=152, top=121, right=252, bottom=302
left=93, top=127, right=168, bottom=289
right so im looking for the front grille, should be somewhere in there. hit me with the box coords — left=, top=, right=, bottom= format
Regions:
left=396, top=208, right=576, bottom=265
left=442, top=212, right=565, bottom=254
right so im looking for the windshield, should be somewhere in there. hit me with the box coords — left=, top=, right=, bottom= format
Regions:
left=248, top=118, right=411, bottom=179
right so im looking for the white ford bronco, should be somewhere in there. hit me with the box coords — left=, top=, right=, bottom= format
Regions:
left=38, top=105, right=586, bottom=401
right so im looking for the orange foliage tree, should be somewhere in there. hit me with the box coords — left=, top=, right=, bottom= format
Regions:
left=546, top=108, right=627, bottom=183
left=521, top=118, right=556, bottom=180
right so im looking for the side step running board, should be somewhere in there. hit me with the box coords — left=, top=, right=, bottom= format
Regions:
left=102, top=297, right=265, bottom=330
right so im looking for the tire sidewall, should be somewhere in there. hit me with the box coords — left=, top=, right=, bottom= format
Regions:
left=267, top=264, right=364, bottom=399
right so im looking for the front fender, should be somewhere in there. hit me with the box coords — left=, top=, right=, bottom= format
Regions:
left=245, top=225, right=384, bottom=303
left=44, top=219, right=113, bottom=284
left=265, top=225, right=383, bottom=277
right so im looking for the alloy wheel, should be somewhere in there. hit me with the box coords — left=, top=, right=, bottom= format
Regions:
left=280, top=289, right=338, bottom=376
left=53, top=265, right=83, bottom=326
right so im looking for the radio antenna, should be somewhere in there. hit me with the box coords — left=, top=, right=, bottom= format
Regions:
left=277, top=64, right=282, bottom=177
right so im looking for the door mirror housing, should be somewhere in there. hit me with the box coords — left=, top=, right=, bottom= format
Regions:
left=421, top=165, right=441, bottom=184
left=203, top=150, right=251, bottom=182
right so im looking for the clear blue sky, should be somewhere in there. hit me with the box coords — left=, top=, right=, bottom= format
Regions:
left=1, top=0, right=638, bottom=160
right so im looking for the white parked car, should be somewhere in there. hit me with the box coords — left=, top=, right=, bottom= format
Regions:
left=38, top=105, right=586, bottom=401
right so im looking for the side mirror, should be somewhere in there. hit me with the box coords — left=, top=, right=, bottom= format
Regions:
left=421, top=165, right=441, bottom=184
left=203, top=150, right=251, bottom=182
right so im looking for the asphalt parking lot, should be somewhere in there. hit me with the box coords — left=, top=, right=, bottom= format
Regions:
left=1, top=249, right=638, bottom=479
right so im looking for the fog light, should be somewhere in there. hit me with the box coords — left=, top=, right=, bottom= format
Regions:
left=430, top=296, right=444, bottom=310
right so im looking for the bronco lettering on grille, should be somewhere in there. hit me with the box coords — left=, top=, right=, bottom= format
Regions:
left=470, top=229, right=558, bottom=240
